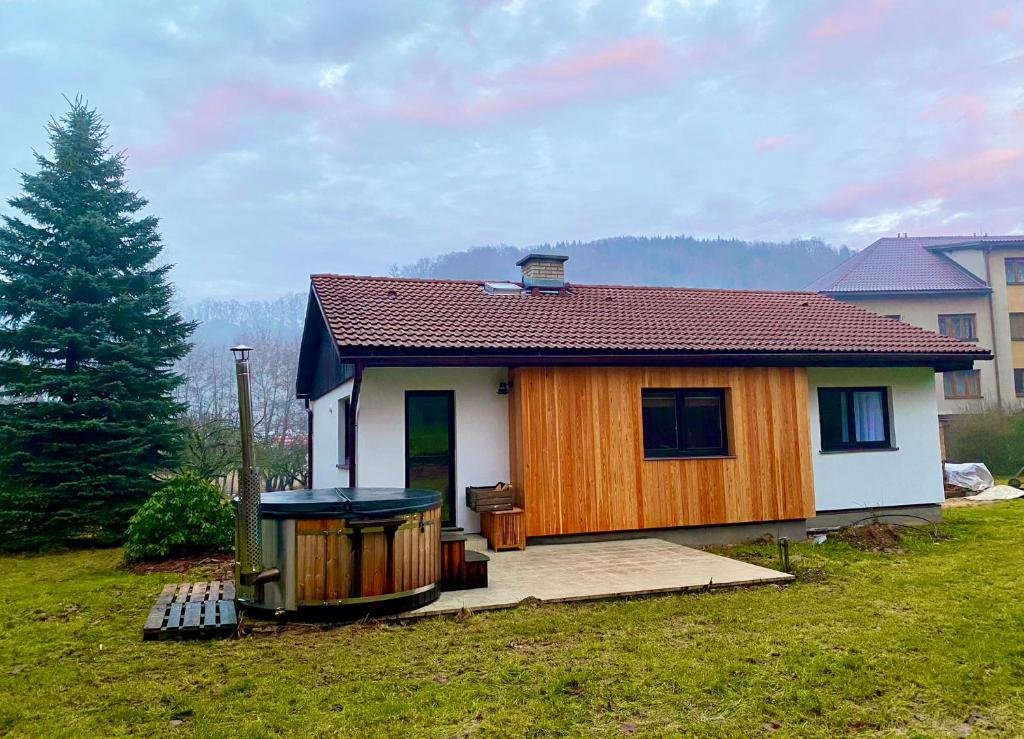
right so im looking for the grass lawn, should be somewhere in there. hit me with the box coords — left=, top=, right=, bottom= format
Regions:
left=2, top=504, right=1023, bottom=738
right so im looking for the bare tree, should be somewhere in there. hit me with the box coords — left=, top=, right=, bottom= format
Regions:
left=174, top=293, right=308, bottom=489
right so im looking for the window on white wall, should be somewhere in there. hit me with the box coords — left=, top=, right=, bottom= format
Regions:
left=338, top=396, right=350, bottom=467
left=818, top=387, right=893, bottom=452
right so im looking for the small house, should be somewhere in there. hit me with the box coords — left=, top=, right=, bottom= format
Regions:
left=296, top=255, right=990, bottom=542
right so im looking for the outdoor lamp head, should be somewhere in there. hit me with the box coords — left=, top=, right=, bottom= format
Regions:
left=230, top=345, right=253, bottom=361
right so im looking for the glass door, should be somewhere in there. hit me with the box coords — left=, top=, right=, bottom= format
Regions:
left=405, top=391, right=456, bottom=526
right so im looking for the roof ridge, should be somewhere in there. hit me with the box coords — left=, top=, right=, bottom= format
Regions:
left=807, top=235, right=991, bottom=293
left=311, top=273, right=486, bottom=285
left=311, top=273, right=820, bottom=296
left=805, top=238, right=883, bottom=290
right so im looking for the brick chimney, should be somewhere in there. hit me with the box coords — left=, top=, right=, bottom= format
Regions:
left=516, top=254, right=568, bottom=289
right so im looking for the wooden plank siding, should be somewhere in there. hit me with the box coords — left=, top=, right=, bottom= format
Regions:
left=507, top=366, right=816, bottom=537
left=295, top=508, right=441, bottom=603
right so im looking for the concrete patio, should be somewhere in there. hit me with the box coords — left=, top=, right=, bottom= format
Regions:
left=402, top=535, right=792, bottom=618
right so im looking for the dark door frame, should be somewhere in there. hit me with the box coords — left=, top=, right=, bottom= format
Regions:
left=404, top=390, right=457, bottom=526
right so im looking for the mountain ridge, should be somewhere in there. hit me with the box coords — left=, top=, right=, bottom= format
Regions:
left=389, top=235, right=852, bottom=291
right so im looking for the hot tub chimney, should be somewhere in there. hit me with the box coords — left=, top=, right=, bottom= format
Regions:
left=231, top=345, right=278, bottom=587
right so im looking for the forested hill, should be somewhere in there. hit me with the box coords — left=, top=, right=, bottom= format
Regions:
left=390, top=235, right=852, bottom=290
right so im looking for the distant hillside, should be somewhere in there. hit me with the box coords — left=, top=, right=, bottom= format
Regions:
left=390, top=235, right=852, bottom=290
left=182, top=293, right=307, bottom=345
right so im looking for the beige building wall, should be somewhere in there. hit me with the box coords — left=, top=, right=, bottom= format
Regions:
left=844, top=294, right=997, bottom=415
left=945, top=248, right=988, bottom=278
left=985, top=248, right=1024, bottom=411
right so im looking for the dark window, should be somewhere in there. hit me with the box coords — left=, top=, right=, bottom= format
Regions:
left=938, top=314, right=976, bottom=340
left=405, top=391, right=456, bottom=526
left=1007, top=258, right=1024, bottom=285
left=818, top=387, right=892, bottom=452
left=943, top=370, right=981, bottom=399
left=337, top=396, right=351, bottom=467
left=1016, top=370, right=1024, bottom=397
left=884, top=314, right=901, bottom=321
left=641, top=389, right=728, bottom=458
left=1011, top=313, right=1024, bottom=340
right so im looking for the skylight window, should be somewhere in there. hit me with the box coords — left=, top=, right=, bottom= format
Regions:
left=483, top=282, right=523, bottom=295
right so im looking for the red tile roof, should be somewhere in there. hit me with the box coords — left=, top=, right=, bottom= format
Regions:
left=310, top=273, right=987, bottom=359
left=807, top=235, right=1024, bottom=294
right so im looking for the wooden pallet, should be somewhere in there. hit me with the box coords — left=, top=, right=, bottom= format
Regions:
left=143, top=580, right=238, bottom=641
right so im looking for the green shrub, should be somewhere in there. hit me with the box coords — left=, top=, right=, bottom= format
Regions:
left=123, top=472, right=233, bottom=562
left=945, top=409, right=1024, bottom=476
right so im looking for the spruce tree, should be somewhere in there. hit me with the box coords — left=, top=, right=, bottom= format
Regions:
left=0, top=98, right=195, bottom=549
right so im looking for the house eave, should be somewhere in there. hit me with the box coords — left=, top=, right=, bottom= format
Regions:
left=927, top=240, right=1024, bottom=253
left=822, top=288, right=992, bottom=299
left=331, top=346, right=990, bottom=373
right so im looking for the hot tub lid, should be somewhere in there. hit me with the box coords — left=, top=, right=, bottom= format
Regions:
left=259, top=487, right=442, bottom=518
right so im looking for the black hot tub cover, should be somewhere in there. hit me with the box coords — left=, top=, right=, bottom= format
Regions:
left=258, top=487, right=441, bottom=518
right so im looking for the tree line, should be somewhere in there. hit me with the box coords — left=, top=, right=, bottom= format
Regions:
left=175, top=293, right=308, bottom=494
left=392, top=235, right=854, bottom=290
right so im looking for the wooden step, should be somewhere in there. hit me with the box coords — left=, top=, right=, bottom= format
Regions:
left=463, top=550, right=489, bottom=590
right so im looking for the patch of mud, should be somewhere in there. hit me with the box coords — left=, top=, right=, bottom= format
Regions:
left=832, top=522, right=945, bottom=553
left=127, top=552, right=233, bottom=579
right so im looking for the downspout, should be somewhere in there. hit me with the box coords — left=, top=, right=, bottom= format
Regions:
left=305, top=398, right=313, bottom=489
left=349, top=362, right=364, bottom=488
left=982, top=246, right=1003, bottom=408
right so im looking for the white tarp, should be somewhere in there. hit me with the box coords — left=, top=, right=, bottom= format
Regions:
left=963, top=485, right=1024, bottom=502
left=943, top=462, right=994, bottom=492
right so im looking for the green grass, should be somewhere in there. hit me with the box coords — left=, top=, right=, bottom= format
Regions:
left=2, top=505, right=1024, bottom=738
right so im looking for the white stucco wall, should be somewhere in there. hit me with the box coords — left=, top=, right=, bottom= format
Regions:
left=351, top=366, right=510, bottom=532
left=310, top=378, right=354, bottom=489
left=807, top=367, right=944, bottom=512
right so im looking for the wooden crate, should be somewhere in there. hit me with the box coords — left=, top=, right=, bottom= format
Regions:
left=466, top=485, right=514, bottom=512
left=480, top=507, right=526, bottom=551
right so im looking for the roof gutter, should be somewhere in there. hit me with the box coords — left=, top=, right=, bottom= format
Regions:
left=332, top=348, right=991, bottom=373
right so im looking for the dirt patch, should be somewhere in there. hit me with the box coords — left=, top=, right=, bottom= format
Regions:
left=833, top=523, right=905, bottom=553
left=832, top=522, right=944, bottom=553
left=127, top=552, right=233, bottom=579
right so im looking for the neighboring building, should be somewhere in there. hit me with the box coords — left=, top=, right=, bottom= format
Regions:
left=809, top=235, right=1024, bottom=416
left=296, top=255, right=989, bottom=542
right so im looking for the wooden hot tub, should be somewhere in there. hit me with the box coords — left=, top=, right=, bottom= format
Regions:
left=238, top=487, right=442, bottom=618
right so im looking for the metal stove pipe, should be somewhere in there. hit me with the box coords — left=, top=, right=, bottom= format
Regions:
left=232, top=345, right=275, bottom=586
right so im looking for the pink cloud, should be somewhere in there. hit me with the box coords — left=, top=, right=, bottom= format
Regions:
left=810, top=0, right=894, bottom=41
left=987, top=8, right=1013, bottom=28
left=755, top=135, right=790, bottom=152
left=819, top=147, right=1024, bottom=218
left=133, top=81, right=320, bottom=166
left=383, top=36, right=686, bottom=128
left=920, top=94, right=988, bottom=124
left=482, top=36, right=669, bottom=86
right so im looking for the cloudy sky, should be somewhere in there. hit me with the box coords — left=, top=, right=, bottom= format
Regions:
left=2, top=1, right=1023, bottom=299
